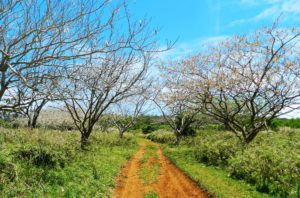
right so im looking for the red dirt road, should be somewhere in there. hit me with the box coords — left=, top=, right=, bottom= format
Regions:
left=113, top=141, right=208, bottom=198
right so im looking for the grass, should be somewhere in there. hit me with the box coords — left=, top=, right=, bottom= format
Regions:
left=163, top=145, right=272, bottom=198
left=146, top=128, right=300, bottom=197
left=140, top=144, right=158, bottom=163
left=144, top=191, right=159, bottom=198
left=138, top=144, right=160, bottom=185
left=0, top=128, right=138, bottom=197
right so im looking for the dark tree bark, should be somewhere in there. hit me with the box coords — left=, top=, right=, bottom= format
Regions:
left=80, top=131, right=91, bottom=150
left=26, top=99, right=47, bottom=128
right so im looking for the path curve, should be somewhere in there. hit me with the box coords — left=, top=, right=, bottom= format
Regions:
left=113, top=141, right=208, bottom=198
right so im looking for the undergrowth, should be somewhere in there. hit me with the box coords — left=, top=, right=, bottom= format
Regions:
left=139, top=144, right=160, bottom=185
left=147, top=128, right=300, bottom=197
left=0, top=128, right=138, bottom=197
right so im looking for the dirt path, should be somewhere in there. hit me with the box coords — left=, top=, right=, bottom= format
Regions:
left=113, top=141, right=208, bottom=198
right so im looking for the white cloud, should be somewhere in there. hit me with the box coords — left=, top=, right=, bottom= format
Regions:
left=237, top=0, right=282, bottom=6
left=230, top=0, right=300, bottom=27
left=280, top=105, right=300, bottom=119
left=157, top=36, right=229, bottom=60
left=282, top=0, right=300, bottom=12
left=229, top=6, right=278, bottom=26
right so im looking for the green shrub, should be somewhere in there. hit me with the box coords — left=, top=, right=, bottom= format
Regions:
left=144, top=130, right=176, bottom=143
left=90, top=132, right=137, bottom=147
left=0, top=128, right=138, bottom=196
left=128, top=115, right=170, bottom=133
left=228, top=130, right=300, bottom=196
left=15, top=146, right=68, bottom=168
left=0, top=119, right=10, bottom=128
left=0, top=155, right=17, bottom=187
left=270, top=118, right=300, bottom=129
left=181, top=127, right=196, bottom=137
left=0, top=119, right=19, bottom=129
left=148, top=128, right=300, bottom=197
left=42, top=120, right=76, bottom=131
left=194, top=132, right=241, bottom=166
left=191, top=130, right=300, bottom=196
left=142, top=124, right=160, bottom=134
left=198, top=123, right=227, bottom=131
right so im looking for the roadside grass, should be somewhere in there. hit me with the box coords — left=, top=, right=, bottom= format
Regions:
left=144, top=191, right=159, bottom=198
left=138, top=144, right=160, bottom=185
left=163, top=145, right=272, bottom=198
left=0, top=128, right=138, bottom=197
left=146, top=129, right=300, bottom=197
left=140, top=144, right=158, bottom=163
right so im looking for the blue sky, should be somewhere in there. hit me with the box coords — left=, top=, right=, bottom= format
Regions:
left=128, top=0, right=300, bottom=117
left=130, top=0, right=300, bottom=59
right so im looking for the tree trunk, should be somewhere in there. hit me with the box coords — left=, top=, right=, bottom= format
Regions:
left=29, top=113, right=39, bottom=128
left=31, top=115, right=38, bottom=128
left=174, top=132, right=181, bottom=145
left=245, top=130, right=259, bottom=144
left=27, top=114, right=39, bottom=128
left=80, top=123, right=95, bottom=150
left=80, top=133, right=90, bottom=150
left=26, top=99, right=47, bottom=129
left=27, top=117, right=32, bottom=128
left=119, top=130, right=124, bottom=138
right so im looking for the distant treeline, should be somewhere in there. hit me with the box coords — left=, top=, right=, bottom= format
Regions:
left=270, top=118, right=300, bottom=129
left=2, top=114, right=300, bottom=131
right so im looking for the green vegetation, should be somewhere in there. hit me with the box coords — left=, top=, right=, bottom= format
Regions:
left=1, top=0, right=300, bottom=196
left=0, top=128, right=138, bottom=197
left=131, top=115, right=170, bottom=134
left=140, top=145, right=158, bottom=163
left=228, top=130, right=300, bottom=196
left=138, top=144, right=160, bottom=185
left=0, top=119, right=19, bottom=129
left=145, top=130, right=176, bottom=143
left=147, top=128, right=300, bottom=197
left=2, top=115, right=300, bottom=197
left=163, top=146, right=271, bottom=198
left=144, top=191, right=159, bottom=198
left=270, top=118, right=300, bottom=129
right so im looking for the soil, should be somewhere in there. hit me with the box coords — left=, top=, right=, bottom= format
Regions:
left=113, top=141, right=208, bottom=198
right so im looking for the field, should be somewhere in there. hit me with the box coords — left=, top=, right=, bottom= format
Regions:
left=146, top=128, right=300, bottom=197
left=114, top=139, right=206, bottom=197
left=0, top=128, right=138, bottom=197
left=1, top=1, right=300, bottom=198
left=1, top=125, right=299, bottom=197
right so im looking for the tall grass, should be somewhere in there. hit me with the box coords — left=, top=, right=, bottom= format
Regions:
left=147, top=128, right=300, bottom=197
left=0, top=128, right=138, bottom=197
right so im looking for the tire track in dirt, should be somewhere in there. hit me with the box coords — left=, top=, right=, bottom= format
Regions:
left=114, top=143, right=147, bottom=198
left=152, top=146, right=207, bottom=198
left=113, top=141, right=208, bottom=198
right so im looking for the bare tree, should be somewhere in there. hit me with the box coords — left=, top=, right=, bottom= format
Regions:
left=154, top=66, right=199, bottom=144
left=17, top=90, right=47, bottom=128
left=98, top=115, right=113, bottom=133
left=11, top=84, right=49, bottom=128
left=7, top=65, right=60, bottom=128
left=62, top=52, right=152, bottom=148
left=0, top=0, right=127, bottom=110
left=179, top=24, right=300, bottom=144
left=110, top=95, right=147, bottom=138
left=155, top=101, right=199, bottom=144
left=54, top=0, right=173, bottom=149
